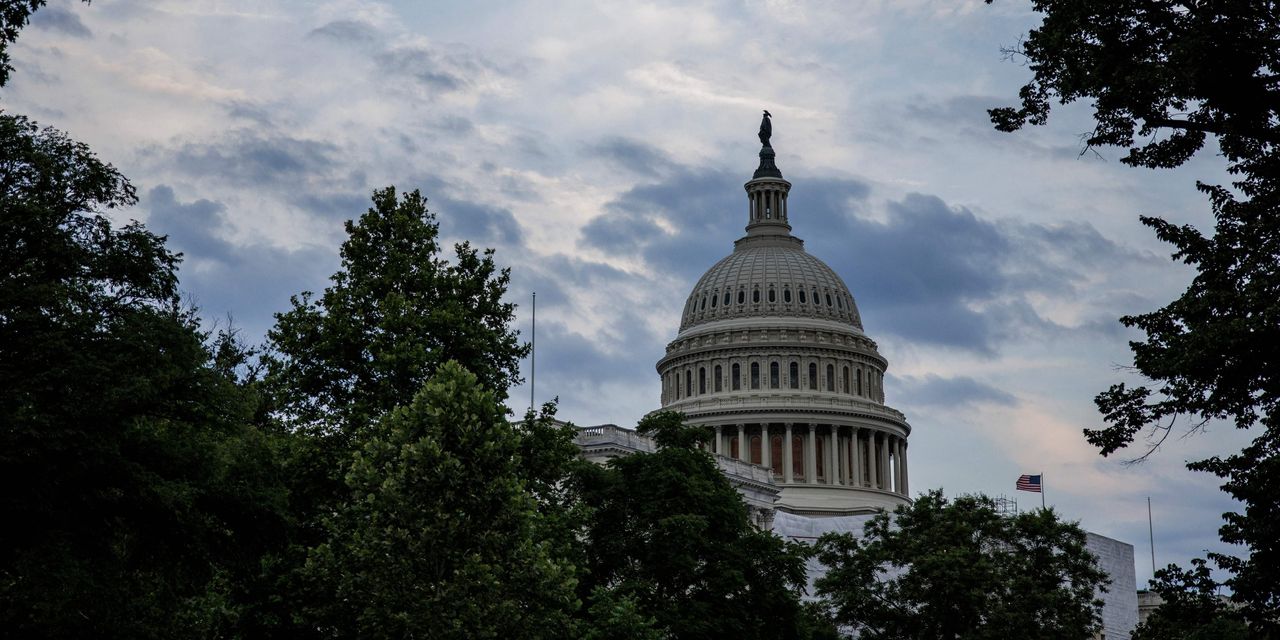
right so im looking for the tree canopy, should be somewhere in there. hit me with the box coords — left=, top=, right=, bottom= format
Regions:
left=575, top=411, right=817, bottom=640
left=1132, top=559, right=1249, bottom=640
left=300, top=362, right=580, bottom=639
left=0, top=109, right=287, bottom=637
left=990, top=2, right=1280, bottom=631
left=813, top=491, right=1107, bottom=640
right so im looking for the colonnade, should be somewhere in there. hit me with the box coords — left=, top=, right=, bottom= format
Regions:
left=707, top=423, right=907, bottom=496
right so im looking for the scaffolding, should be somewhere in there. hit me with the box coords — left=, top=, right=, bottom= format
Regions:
left=993, top=494, right=1019, bottom=518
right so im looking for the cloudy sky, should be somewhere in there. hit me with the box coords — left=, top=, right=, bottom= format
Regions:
left=7, top=0, right=1252, bottom=586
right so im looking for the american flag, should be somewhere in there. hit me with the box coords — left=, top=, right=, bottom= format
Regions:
left=1016, top=474, right=1042, bottom=493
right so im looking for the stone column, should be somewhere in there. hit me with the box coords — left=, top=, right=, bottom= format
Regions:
left=850, top=427, right=861, bottom=487
left=713, top=425, right=722, bottom=455
left=826, top=428, right=837, bottom=485
left=761, top=424, right=771, bottom=470
left=901, top=441, right=909, bottom=496
left=867, top=431, right=879, bottom=489
left=880, top=434, right=890, bottom=490
left=783, top=423, right=794, bottom=483
left=805, top=423, right=817, bottom=483
left=835, top=427, right=846, bottom=485
left=736, top=424, right=746, bottom=462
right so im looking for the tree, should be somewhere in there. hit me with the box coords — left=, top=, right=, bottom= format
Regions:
left=300, top=361, right=580, bottom=639
left=989, top=1, right=1280, bottom=631
left=813, top=491, right=1107, bottom=640
left=575, top=411, right=815, bottom=640
left=1133, top=559, right=1249, bottom=640
left=266, top=186, right=527, bottom=440
left=0, top=111, right=288, bottom=636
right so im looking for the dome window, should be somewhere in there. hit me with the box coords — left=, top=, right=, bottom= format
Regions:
left=714, top=364, right=723, bottom=392
left=826, top=364, right=835, bottom=391
left=789, top=361, right=799, bottom=389
left=711, top=292, right=717, bottom=308
left=857, top=368, right=863, bottom=396
left=836, top=296, right=844, bottom=309
left=724, top=291, right=731, bottom=306
left=770, top=361, right=780, bottom=389
left=732, top=363, right=741, bottom=390
left=738, top=290, right=745, bottom=305
left=812, top=289, right=819, bottom=305
left=808, top=363, right=818, bottom=390
left=700, top=296, right=706, bottom=311
left=783, top=288, right=792, bottom=303
left=751, top=363, right=761, bottom=389
left=799, top=290, right=807, bottom=304
left=752, top=289, right=760, bottom=303
left=686, top=369, right=692, bottom=397
left=842, top=366, right=851, bottom=394
left=767, top=288, right=776, bottom=303
left=699, top=367, right=707, bottom=394
left=825, top=293, right=833, bottom=307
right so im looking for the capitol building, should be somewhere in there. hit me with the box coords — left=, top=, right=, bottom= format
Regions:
left=577, top=120, right=911, bottom=523
left=573, top=117, right=1139, bottom=639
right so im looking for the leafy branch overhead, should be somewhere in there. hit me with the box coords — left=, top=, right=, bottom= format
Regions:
left=990, top=0, right=1280, bottom=633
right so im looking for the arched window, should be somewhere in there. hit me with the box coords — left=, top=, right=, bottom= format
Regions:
left=738, top=290, right=745, bottom=304
left=808, top=363, right=818, bottom=390
left=753, top=289, right=761, bottom=303
left=732, top=363, right=741, bottom=390
left=826, top=293, right=833, bottom=306
left=750, top=436, right=762, bottom=464
left=711, top=292, right=717, bottom=308
left=768, top=288, right=776, bottom=303
left=837, top=295, right=844, bottom=309
left=842, top=366, right=851, bottom=394
left=686, top=369, right=692, bottom=397
left=857, top=368, right=863, bottom=396
left=699, top=367, right=707, bottom=394
left=799, top=289, right=807, bottom=304
left=770, top=361, right=780, bottom=388
left=792, top=435, right=804, bottom=478
left=784, top=288, right=792, bottom=303
left=812, top=289, right=820, bottom=306
left=723, top=291, right=731, bottom=306
left=700, top=296, right=706, bottom=310
left=730, top=436, right=740, bottom=459
left=714, top=364, right=723, bottom=392
left=751, top=362, right=761, bottom=389
left=770, top=435, right=784, bottom=477
left=816, top=435, right=826, bottom=479
left=826, top=364, right=835, bottom=391
left=789, top=361, right=799, bottom=389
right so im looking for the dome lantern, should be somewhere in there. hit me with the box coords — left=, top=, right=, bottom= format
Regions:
left=745, top=110, right=792, bottom=237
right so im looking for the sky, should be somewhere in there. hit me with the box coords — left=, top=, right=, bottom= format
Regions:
left=5, top=0, right=1255, bottom=587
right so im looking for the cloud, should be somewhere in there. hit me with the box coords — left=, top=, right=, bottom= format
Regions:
left=585, top=137, right=677, bottom=177
left=156, top=130, right=340, bottom=188
left=146, top=185, right=235, bottom=263
left=893, top=373, right=1017, bottom=409
left=435, top=198, right=525, bottom=247
left=307, top=19, right=380, bottom=44
left=30, top=5, right=92, bottom=38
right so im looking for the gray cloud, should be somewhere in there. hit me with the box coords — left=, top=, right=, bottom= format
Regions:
left=30, top=5, right=92, bottom=38
left=891, top=373, right=1017, bottom=409
left=436, top=198, right=524, bottom=247
left=155, top=130, right=340, bottom=188
left=586, top=137, right=677, bottom=177
left=308, top=19, right=380, bottom=44
left=146, top=185, right=235, bottom=263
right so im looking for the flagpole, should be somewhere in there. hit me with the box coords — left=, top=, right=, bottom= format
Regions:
left=1041, top=470, right=1046, bottom=510
left=530, top=291, right=536, bottom=412
left=1148, top=496, right=1156, bottom=575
